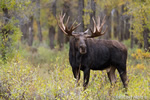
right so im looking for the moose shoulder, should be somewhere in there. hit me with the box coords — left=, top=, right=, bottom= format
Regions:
left=57, top=13, right=128, bottom=90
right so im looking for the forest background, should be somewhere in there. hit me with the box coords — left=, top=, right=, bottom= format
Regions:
left=0, top=0, right=150, bottom=99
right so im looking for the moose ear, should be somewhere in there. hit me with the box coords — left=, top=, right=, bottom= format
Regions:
left=84, top=29, right=89, bottom=34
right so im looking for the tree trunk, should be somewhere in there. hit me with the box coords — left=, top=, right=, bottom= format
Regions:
left=125, top=17, right=130, bottom=40
left=63, top=1, right=72, bottom=43
left=119, top=5, right=125, bottom=41
left=36, top=0, right=42, bottom=42
left=28, top=16, right=34, bottom=46
left=1, top=7, right=10, bottom=62
left=57, top=28, right=64, bottom=50
left=49, top=0, right=56, bottom=49
left=3, top=8, right=10, bottom=24
left=130, top=33, right=134, bottom=48
left=21, top=23, right=29, bottom=43
left=103, top=8, right=111, bottom=39
left=143, top=28, right=150, bottom=51
left=90, top=0, right=96, bottom=28
left=49, top=27, right=55, bottom=49
left=113, top=9, right=119, bottom=38
left=142, top=9, right=150, bottom=51
left=77, top=0, right=84, bottom=32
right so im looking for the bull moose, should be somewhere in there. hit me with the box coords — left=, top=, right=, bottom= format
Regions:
left=57, top=13, right=128, bottom=90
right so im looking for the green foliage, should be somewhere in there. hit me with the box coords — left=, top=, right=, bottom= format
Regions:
left=0, top=0, right=31, bottom=10
left=126, top=0, right=150, bottom=43
left=0, top=54, right=51, bottom=99
left=48, top=14, right=57, bottom=27
left=1, top=45, right=147, bottom=99
left=83, top=14, right=90, bottom=28
left=0, top=0, right=33, bottom=63
left=97, top=0, right=126, bottom=14
left=0, top=18, right=22, bottom=63
left=0, top=0, right=150, bottom=99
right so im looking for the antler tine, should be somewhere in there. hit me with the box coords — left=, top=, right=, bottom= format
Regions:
left=62, top=13, right=66, bottom=20
left=59, top=14, right=66, bottom=30
left=92, top=17, right=97, bottom=33
left=101, top=16, right=106, bottom=26
left=88, top=15, right=107, bottom=38
left=70, top=20, right=76, bottom=30
left=101, top=26, right=108, bottom=35
left=72, top=22, right=81, bottom=30
left=56, top=15, right=68, bottom=35
left=58, top=24, right=68, bottom=35
left=60, top=12, right=63, bottom=17
left=102, top=15, right=106, bottom=22
left=97, top=17, right=100, bottom=30
left=57, top=13, right=80, bottom=36
left=65, top=16, right=70, bottom=27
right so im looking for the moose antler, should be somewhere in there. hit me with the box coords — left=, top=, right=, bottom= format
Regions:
left=86, top=16, right=108, bottom=38
left=56, top=13, right=81, bottom=36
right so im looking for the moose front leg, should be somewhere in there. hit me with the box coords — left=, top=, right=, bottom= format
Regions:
left=72, top=67, right=80, bottom=84
left=83, top=68, right=90, bottom=90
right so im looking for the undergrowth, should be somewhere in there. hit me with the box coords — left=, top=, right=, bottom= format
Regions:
left=0, top=44, right=150, bottom=99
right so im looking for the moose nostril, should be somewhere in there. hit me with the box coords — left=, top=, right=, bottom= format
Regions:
left=80, top=45, right=86, bottom=52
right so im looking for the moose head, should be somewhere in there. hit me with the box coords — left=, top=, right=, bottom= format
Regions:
left=57, top=13, right=108, bottom=54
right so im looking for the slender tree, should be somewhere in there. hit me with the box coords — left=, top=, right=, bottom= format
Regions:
left=90, top=0, right=96, bottom=28
left=36, top=0, right=42, bottom=42
left=49, top=0, right=57, bottom=49
left=57, top=27, right=64, bottom=50
left=63, top=0, right=72, bottom=43
left=103, top=7, right=111, bottom=39
left=77, top=0, right=84, bottom=32
left=28, top=16, right=34, bottom=46
left=119, top=5, right=125, bottom=41
left=20, top=22, right=29, bottom=43
left=112, top=9, right=119, bottom=39
left=143, top=28, right=150, bottom=51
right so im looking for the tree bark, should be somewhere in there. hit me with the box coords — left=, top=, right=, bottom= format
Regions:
left=119, top=5, right=125, bottom=41
left=63, top=1, right=72, bottom=43
left=21, top=23, right=29, bottom=43
left=113, top=9, right=119, bottom=38
left=103, top=8, right=111, bottom=39
left=36, top=0, right=42, bottom=42
left=123, top=4, right=130, bottom=40
left=125, top=17, right=130, bottom=40
left=49, top=27, right=55, bottom=49
left=90, top=0, right=96, bottom=29
left=142, top=9, right=150, bottom=51
left=57, top=28, right=64, bottom=50
left=28, top=16, right=34, bottom=46
left=143, top=28, right=150, bottom=51
left=49, top=0, right=56, bottom=49
left=130, top=33, right=134, bottom=48
left=77, top=0, right=84, bottom=32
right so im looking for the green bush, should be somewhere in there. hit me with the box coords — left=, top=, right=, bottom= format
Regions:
left=0, top=44, right=150, bottom=99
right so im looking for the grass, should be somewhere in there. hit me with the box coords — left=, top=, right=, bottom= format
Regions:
left=0, top=43, right=150, bottom=99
